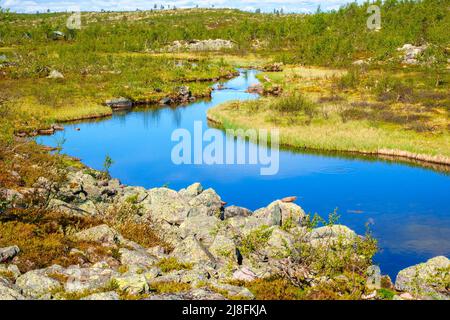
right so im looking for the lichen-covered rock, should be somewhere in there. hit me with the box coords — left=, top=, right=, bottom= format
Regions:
left=146, top=246, right=168, bottom=260
left=0, top=246, right=20, bottom=263
left=266, top=228, right=296, bottom=259
left=151, top=266, right=209, bottom=287
left=105, top=97, right=133, bottom=109
left=47, top=199, right=84, bottom=216
left=63, top=266, right=118, bottom=293
left=0, top=188, right=24, bottom=203
left=253, top=200, right=306, bottom=227
left=171, top=236, right=216, bottom=265
left=81, top=291, right=120, bottom=300
left=77, top=200, right=100, bottom=216
left=0, top=284, right=25, bottom=300
left=210, top=282, right=254, bottom=299
left=73, top=224, right=121, bottom=245
left=119, top=248, right=157, bottom=269
left=188, top=188, right=223, bottom=218
left=62, top=171, right=101, bottom=200
left=224, top=206, right=252, bottom=219
left=147, top=188, right=190, bottom=225
left=113, top=273, right=150, bottom=295
left=178, top=215, right=221, bottom=246
left=179, top=182, right=203, bottom=200
left=209, top=235, right=237, bottom=261
left=0, top=264, right=21, bottom=280
left=395, top=256, right=450, bottom=300
left=120, top=186, right=149, bottom=204
left=239, top=216, right=269, bottom=236
left=309, top=225, right=357, bottom=247
left=16, top=270, right=62, bottom=298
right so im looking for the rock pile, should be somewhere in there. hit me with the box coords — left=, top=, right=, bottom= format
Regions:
left=1, top=168, right=448, bottom=300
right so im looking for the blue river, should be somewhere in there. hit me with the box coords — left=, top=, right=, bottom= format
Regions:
left=37, top=70, right=450, bottom=279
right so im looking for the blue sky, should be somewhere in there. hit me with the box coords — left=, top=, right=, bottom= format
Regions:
left=1, top=0, right=362, bottom=13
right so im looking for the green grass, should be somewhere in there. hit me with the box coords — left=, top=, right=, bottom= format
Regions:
left=208, top=64, right=450, bottom=165
left=1, top=1, right=448, bottom=136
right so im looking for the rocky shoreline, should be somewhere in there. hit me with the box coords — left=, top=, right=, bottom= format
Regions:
left=1, top=165, right=448, bottom=300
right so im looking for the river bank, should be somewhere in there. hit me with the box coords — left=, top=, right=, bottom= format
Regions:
left=207, top=65, right=450, bottom=170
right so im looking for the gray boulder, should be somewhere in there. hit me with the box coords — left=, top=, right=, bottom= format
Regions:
left=178, top=182, right=203, bottom=200
left=0, top=284, right=25, bottom=300
left=209, top=235, right=237, bottom=261
left=253, top=200, right=306, bottom=227
left=395, top=256, right=450, bottom=300
left=397, top=43, right=428, bottom=65
left=73, top=224, right=121, bottom=245
left=309, top=225, right=357, bottom=247
left=63, top=266, right=118, bottom=293
left=178, top=215, right=221, bottom=246
left=171, top=236, right=216, bottom=265
left=105, top=97, right=133, bottom=110
left=16, top=270, right=62, bottom=298
left=113, top=273, right=153, bottom=295
left=0, top=246, right=20, bottom=263
left=119, top=248, right=158, bottom=269
left=50, top=31, right=65, bottom=40
left=224, top=206, right=252, bottom=219
left=147, top=187, right=190, bottom=225
left=0, top=264, right=21, bottom=280
left=232, top=267, right=257, bottom=282
left=266, top=227, right=296, bottom=259
left=188, top=188, right=223, bottom=218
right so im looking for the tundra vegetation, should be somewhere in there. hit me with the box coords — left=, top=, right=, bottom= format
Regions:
left=0, top=1, right=449, bottom=300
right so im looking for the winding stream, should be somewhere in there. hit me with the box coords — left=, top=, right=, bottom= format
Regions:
left=37, top=69, right=450, bottom=279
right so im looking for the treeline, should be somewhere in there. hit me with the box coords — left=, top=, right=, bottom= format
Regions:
left=0, top=0, right=448, bottom=66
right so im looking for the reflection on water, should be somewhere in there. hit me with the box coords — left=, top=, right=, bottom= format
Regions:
left=37, top=69, right=450, bottom=279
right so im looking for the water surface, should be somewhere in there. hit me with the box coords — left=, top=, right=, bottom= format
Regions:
left=38, top=70, right=450, bottom=279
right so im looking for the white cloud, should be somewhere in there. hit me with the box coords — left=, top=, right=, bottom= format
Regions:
left=1, top=0, right=363, bottom=13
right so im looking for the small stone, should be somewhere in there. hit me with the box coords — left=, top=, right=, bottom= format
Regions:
left=0, top=246, right=20, bottom=263
left=47, top=70, right=64, bottom=79
left=281, top=196, right=297, bottom=203
left=105, top=97, right=133, bottom=110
